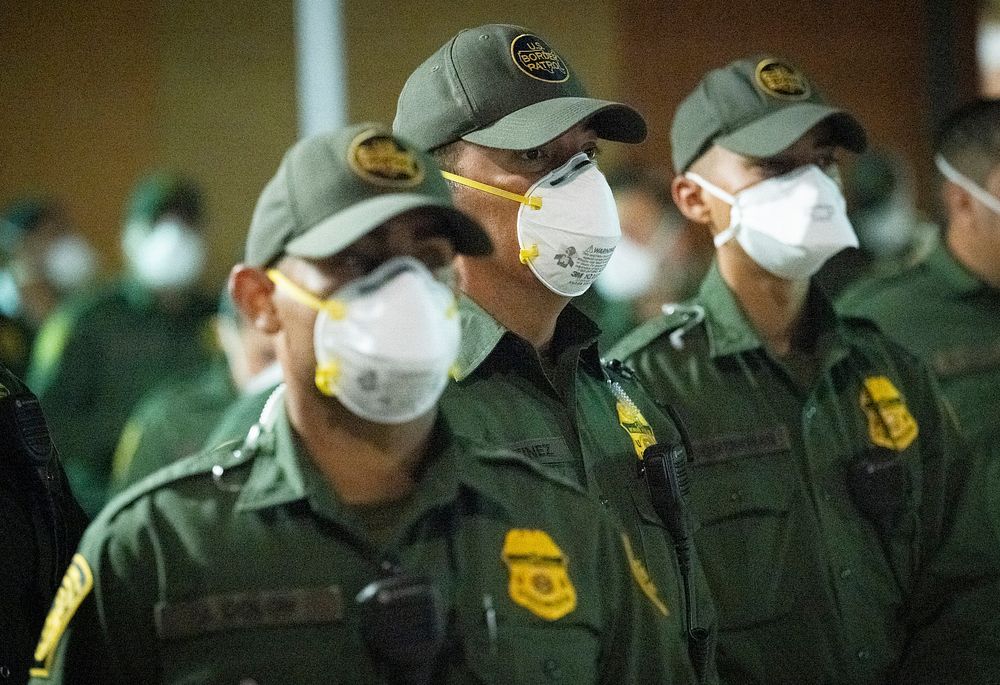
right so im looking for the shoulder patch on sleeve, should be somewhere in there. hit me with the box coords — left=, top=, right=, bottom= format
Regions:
left=31, top=554, right=94, bottom=678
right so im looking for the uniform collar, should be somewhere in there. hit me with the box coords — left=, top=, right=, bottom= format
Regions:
left=452, top=295, right=507, bottom=381
left=451, top=293, right=604, bottom=381
left=234, top=401, right=469, bottom=523
left=697, top=263, right=765, bottom=358
left=925, top=240, right=991, bottom=297
left=698, top=261, right=849, bottom=365
left=234, top=400, right=307, bottom=512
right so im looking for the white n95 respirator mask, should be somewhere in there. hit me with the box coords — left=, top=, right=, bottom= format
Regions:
left=686, top=164, right=858, bottom=280
left=442, top=152, right=621, bottom=296
left=45, top=235, right=98, bottom=292
left=124, top=218, right=207, bottom=291
left=268, top=257, right=460, bottom=425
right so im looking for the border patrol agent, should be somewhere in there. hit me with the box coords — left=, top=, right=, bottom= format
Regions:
left=609, top=57, right=1000, bottom=685
left=1, top=363, right=87, bottom=685
left=840, top=98, right=1000, bottom=444
left=29, top=124, right=676, bottom=684
left=27, top=173, right=216, bottom=516
left=394, top=24, right=717, bottom=684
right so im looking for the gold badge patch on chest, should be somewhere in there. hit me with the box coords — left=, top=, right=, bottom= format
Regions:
left=502, top=529, right=576, bottom=621
left=616, top=400, right=657, bottom=459
left=30, top=554, right=94, bottom=678
left=860, top=375, right=918, bottom=451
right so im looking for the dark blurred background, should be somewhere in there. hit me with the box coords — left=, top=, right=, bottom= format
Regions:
left=1, top=0, right=996, bottom=286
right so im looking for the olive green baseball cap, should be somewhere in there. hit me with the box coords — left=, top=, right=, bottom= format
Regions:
left=244, top=122, right=491, bottom=267
left=125, top=171, right=204, bottom=227
left=393, top=23, right=646, bottom=151
left=671, top=55, right=867, bottom=173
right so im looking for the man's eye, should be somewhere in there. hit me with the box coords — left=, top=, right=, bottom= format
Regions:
left=338, top=254, right=379, bottom=277
left=520, top=148, right=545, bottom=162
left=759, top=159, right=794, bottom=177
left=584, top=145, right=601, bottom=160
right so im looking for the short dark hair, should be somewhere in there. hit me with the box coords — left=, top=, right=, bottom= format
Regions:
left=935, top=98, right=1000, bottom=187
left=430, top=141, right=463, bottom=174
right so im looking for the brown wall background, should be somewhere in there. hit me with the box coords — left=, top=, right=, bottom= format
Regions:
left=0, top=0, right=297, bottom=287
left=0, top=0, right=982, bottom=288
left=615, top=0, right=980, bottom=207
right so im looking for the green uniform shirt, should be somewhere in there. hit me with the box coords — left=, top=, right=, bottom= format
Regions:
left=439, top=295, right=718, bottom=685
left=610, top=263, right=1000, bottom=685
left=27, top=278, right=215, bottom=516
left=838, top=240, right=1000, bottom=443
left=201, top=384, right=277, bottom=452
left=109, top=358, right=237, bottom=494
left=29, top=398, right=675, bottom=684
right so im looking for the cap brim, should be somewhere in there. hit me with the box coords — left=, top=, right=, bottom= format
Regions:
left=285, top=193, right=492, bottom=260
left=716, top=103, right=867, bottom=159
left=461, top=97, right=647, bottom=150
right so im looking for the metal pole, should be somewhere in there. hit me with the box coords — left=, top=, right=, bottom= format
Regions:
left=294, top=0, right=348, bottom=138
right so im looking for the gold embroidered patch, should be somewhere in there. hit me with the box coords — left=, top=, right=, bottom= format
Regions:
left=509, top=34, right=570, bottom=83
left=348, top=129, right=425, bottom=187
left=616, top=400, right=657, bottom=459
left=30, top=554, right=94, bottom=678
left=754, top=58, right=812, bottom=101
left=621, top=533, right=669, bottom=616
left=502, top=529, right=576, bottom=621
left=860, top=376, right=918, bottom=451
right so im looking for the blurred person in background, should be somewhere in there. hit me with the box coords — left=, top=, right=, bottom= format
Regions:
left=818, top=149, right=937, bottom=297
left=27, top=172, right=216, bottom=516
left=840, top=98, right=1000, bottom=443
left=108, top=288, right=280, bottom=493
left=0, top=199, right=99, bottom=377
left=577, top=163, right=713, bottom=346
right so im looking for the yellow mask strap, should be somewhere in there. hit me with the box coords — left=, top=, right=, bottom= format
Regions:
left=518, top=244, right=539, bottom=264
left=441, top=171, right=543, bottom=210
left=266, top=269, right=347, bottom=320
left=315, top=361, right=340, bottom=396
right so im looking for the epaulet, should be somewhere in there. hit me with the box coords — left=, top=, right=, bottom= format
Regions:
left=607, top=303, right=705, bottom=361
left=97, top=439, right=253, bottom=524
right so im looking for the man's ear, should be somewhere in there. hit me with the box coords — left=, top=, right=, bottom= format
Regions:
left=672, top=175, right=713, bottom=225
left=229, top=264, right=280, bottom=335
left=941, top=180, right=977, bottom=234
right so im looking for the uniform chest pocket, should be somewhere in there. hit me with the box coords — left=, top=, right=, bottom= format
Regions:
left=156, top=587, right=358, bottom=684
left=159, top=625, right=362, bottom=684
left=462, top=623, right=601, bottom=685
left=688, top=459, right=798, bottom=631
